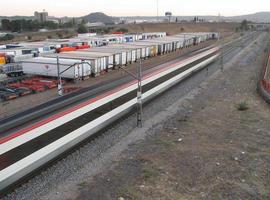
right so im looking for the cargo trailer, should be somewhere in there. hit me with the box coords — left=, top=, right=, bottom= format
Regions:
left=141, top=32, right=166, bottom=40
left=172, top=35, right=196, bottom=47
left=21, top=57, right=91, bottom=79
left=109, top=44, right=143, bottom=61
left=69, top=50, right=115, bottom=70
left=84, top=47, right=128, bottom=66
left=122, top=43, right=151, bottom=58
left=136, top=40, right=169, bottom=55
left=99, top=47, right=130, bottom=65
left=43, top=53, right=105, bottom=77
left=128, top=42, right=158, bottom=57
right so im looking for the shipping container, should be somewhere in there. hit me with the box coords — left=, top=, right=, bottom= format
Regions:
left=21, top=57, right=91, bottom=79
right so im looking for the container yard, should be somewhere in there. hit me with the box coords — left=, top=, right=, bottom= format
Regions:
left=0, top=31, right=218, bottom=102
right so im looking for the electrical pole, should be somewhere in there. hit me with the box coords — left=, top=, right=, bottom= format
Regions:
left=137, top=59, right=143, bottom=128
left=218, top=13, right=224, bottom=71
left=57, top=56, right=63, bottom=96
left=118, top=60, right=143, bottom=128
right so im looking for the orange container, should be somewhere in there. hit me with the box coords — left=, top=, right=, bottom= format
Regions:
left=75, top=45, right=90, bottom=49
left=57, top=47, right=77, bottom=53
left=0, top=57, right=6, bottom=65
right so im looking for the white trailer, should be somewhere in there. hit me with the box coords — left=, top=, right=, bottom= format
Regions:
left=155, top=37, right=185, bottom=51
left=86, top=47, right=128, bottom=66
left=123, top=43, right=151, bottom=58
left=141, top=32, right=166, bottom=40
left=109, top=44, right=144, bottom=61
left=72, top=50, right=116, bottom=70
left=43, top=53, right=105, bottom=77
left=21, top=57, right=91, bottom=79
left=173, top=35, right=195, bottom=47
left=129, top=42, right=158, bottom=57
left=137, top=40, right=169, bottom=55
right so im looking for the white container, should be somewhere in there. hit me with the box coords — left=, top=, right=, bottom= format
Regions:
left=21, top=57, right=91, bottom=79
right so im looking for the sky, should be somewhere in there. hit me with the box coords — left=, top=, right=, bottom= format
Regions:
left=2, top=0, right=270, bottom=17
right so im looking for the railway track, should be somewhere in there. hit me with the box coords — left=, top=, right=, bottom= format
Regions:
left=0, top=32, right=259, bottom=196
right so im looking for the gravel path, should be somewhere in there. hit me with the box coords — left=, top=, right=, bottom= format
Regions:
left=2, top=33, right=264, bottom=200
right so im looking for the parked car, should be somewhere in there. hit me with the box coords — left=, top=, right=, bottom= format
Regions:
left=0, top=90, right=18, bottom=101
left=0, top=87, right=20, bottom=96
left=6, top=87, right=32, bottom=96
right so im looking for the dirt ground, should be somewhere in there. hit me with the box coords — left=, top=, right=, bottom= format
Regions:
left=0, top=22, right=237, bottom=45
left=67, top=34, right=270, bottom=200
left=116, top=22, right=238, bottom=36
left=0, top=32, right=239, bottom=119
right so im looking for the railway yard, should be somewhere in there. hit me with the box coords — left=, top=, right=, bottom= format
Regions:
left=0, top=23, right=269, bottom=200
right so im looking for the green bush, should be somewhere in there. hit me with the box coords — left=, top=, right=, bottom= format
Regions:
left=77, top=25, right=88, bottom=34
left=0, top=34, right=14, bottom=41
left=236, top=101, right=249, bottom=111
left=115, top=28, right=129, bottom=33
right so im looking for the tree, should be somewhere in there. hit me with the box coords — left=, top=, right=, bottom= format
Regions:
left=1, top=19, right=11, bottom=30
left=240, top=20, right=249, bottom=31
left=81, top=18, right=86, bottom=25
left=10, top=20, right=22, bottom=32
left=0, top=34, right=14, bottom=41
left=77, top=25, right=87, bottom=33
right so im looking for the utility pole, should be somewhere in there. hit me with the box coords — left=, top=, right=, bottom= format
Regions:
left=137, top=59, right=143, bottom=128
left=119, top=60, right=143, bottom=128
left=217, top=13, right=224, bottom=71
left=56, top=60, right=92, bottom=96
left=57, top=56, right=63, bottom=96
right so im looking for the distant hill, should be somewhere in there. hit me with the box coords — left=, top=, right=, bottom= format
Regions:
left=82, top=12, right=116, bottom=24
left=225, top=12, right=270, bottom=23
